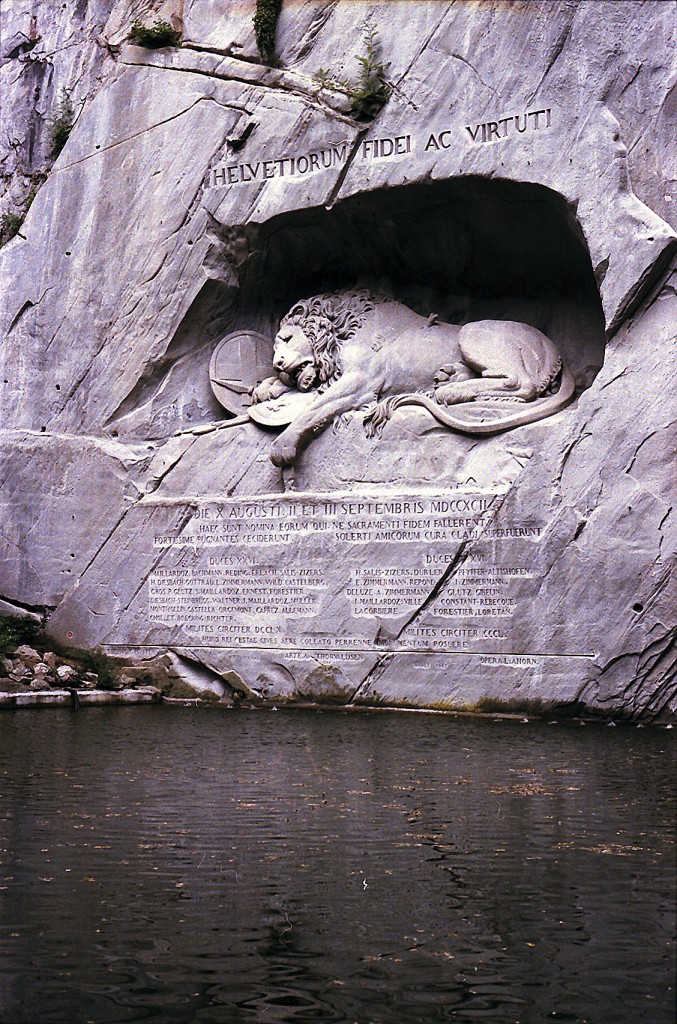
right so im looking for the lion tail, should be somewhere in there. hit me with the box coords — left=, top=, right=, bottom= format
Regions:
left=363, top=397, right=402, bottom=438
left=380, top=363, right=576, bottom=436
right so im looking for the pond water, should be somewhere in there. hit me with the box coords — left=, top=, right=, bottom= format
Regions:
left=0, top=707, right=674, bottom=1024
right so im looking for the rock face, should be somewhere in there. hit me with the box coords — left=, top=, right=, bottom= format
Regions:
left=1, top=1, right=675, bottom=722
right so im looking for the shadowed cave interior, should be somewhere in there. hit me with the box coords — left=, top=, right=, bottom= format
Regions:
left=108, top=176, right=606, bottom=439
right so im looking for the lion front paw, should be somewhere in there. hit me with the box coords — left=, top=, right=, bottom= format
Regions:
left=251, top=376, right=288, bottom=404
left=270, top=435, right=298, bottom=468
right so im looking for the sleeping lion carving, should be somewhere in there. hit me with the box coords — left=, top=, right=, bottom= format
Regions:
left=251, top=289, right=575, bottom=468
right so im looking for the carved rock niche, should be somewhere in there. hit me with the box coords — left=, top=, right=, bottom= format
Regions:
left=226, top=175, right=605, bottom=492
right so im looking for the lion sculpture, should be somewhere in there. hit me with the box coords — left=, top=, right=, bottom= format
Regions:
left=251, top=289, right=575, bottom=468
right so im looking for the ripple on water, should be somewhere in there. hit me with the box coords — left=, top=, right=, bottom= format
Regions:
left=0, top=707, right=674, bottom=1024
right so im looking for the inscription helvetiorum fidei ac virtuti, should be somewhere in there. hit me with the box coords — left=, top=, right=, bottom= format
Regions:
left=1, top=1, right=675, bottom=720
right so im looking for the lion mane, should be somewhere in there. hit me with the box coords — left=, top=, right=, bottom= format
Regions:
left=280, top=288, right=391, bottom=387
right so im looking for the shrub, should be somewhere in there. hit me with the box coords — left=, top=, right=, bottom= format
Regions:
left=253, top=0, right=282, bottom=64
left=0, top=169, right=49, bottom=247
left=25, top=170, right=47, bottom=211
left=0, top=616, right=42, bottom=657
left=0, top=169, right=49, bottom=248
left=48, top=90, right=74, bottom=159
left=0, top=212, right=24, bottom=246
left=128, top=18, right=182, bottom=48
left=70, top=648, right=115, bottom=689
left=315, top=21, right=391, bottom=121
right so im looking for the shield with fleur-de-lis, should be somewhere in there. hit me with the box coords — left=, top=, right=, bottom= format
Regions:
left=209, top=330, right=273, bottom=416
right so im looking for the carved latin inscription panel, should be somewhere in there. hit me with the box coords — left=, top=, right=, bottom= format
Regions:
left=129, top=493, right=595, bottom=663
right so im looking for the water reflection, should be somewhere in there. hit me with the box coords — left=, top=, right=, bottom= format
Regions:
left=0, top=707, right=674, bottom=1023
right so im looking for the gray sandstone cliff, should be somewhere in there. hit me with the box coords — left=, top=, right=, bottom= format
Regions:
left=1, top=1, right=675, bottom=721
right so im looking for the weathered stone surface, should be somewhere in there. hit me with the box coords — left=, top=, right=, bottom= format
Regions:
left=0, top=432, right=155, bottom=606
left=0, top=679, right=31, bottom=695
left=56, top=664, right=78, bottom=684
left=11, top=690, right=72, bottom=707
left=13, top=644, right=41, bottom=666
left=0, top=0, right=116, bottom=221
left=1, top=1, right=675, bottom=722
left=76, top=687, right=161, bottom=704
left=0, top=687, right=162, bottom=707
left=0, top=599, right=41, bottom=622
left=8, top=661, right=31, bottom=681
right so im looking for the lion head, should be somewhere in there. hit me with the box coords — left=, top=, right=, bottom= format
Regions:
left=276, top=288, right=389, bottom=389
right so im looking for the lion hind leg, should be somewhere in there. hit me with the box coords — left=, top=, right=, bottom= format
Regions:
left=481, top=373, right=538, bottom=402
left=434, top=362, right=475, bottom=386
left=434, top=376, right=534, bottom=406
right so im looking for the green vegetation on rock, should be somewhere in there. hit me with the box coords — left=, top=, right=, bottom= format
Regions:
left=128, top=19, right=182, bottom=49
left=0, top=163, right=52, bottom=248
left=0, top=212, right=24, bottom=246
left=24, top=170, right=47, bottom=209
left=254, top=0, right=282, bottom=64
left=315, top=20, right=391, bottom=121
left=48, top=90, right=74, bottom=159
left=0, top=616, right=42, bottom=658
left=0, top=90, right=75, bottom=249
